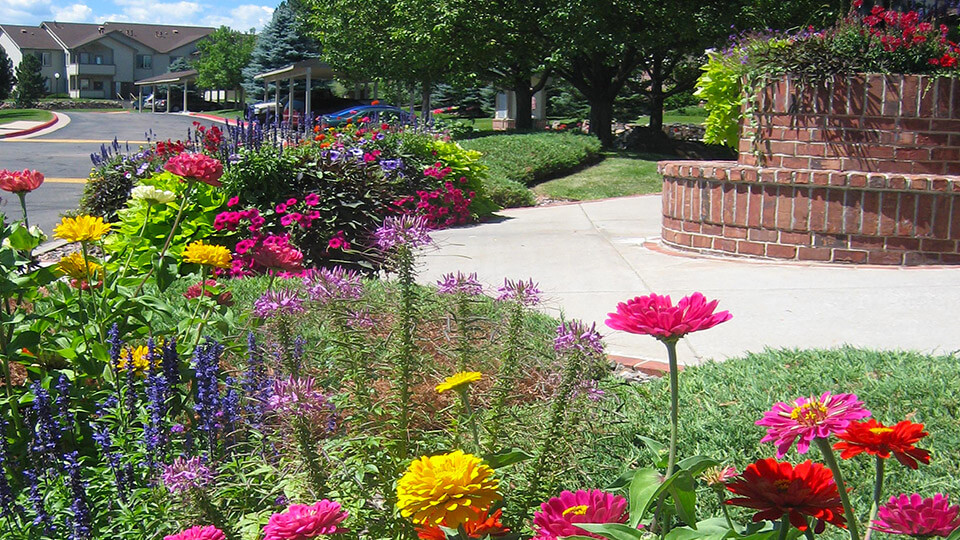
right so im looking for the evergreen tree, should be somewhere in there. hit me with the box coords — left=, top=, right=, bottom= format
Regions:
left=168, top=57, right=193, bottom=72
left=0, top=47, right=13, bottom=101
left=241, top=1, right=318, bottom=100
left=13, top=54, right=45, bottom=108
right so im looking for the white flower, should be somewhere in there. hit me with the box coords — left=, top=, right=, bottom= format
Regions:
left=130, top=185, right=176, bottom=205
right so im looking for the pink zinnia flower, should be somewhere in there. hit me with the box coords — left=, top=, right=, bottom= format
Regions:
left=253, top=236, right=304, bottom=272
left=164, top=525, right=226, bottom=540
left=164, top=153, right=223, bottom=187
left=263, top=500, right=349, bottom=540
left=532, top=489, right=630, bottom=540
left=605, top=293, right=731, bottom=341
left=0, top=169, right=44, bottom=193
left=872, top=494, right=960, bottom=538
left=757, top=392, right=871, bottom=457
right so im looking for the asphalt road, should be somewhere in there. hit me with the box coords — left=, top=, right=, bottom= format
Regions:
left=0, top=111, right=220, bottom=235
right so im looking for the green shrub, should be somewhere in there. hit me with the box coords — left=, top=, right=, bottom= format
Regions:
left=696, top=52, right=745, bottom=149
left=461, top=132, right=601, bottom=207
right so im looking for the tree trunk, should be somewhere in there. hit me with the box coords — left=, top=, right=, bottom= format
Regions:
left=420, top=80, right=432, bottom=122
left=588, top=96, right=614, bottom=148
left=648, top=55, right=665, bottom=130
left=513, top=83, right=533, bottom=131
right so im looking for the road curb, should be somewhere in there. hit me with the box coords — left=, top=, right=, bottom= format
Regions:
left=187, top=112, right=231, bottom=124
left=0, top=114, right=60, bottom=139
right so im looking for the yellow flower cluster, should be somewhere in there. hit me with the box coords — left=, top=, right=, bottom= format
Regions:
left=396, top=450, right=501, bottom=527
left=56, top=252, right=101, bottom=280
left=117, top=345, right=161, bottom=375
left=182, top=241, right=232, bottom=269
left=54, top=215, right=111, bottom=243
left=435, top=371, right=482, bottom=394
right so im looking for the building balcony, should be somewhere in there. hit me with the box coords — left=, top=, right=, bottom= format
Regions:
left=67, top=63, right=116, bottom=77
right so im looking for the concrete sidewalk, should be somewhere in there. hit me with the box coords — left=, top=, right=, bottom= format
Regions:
left=419, top=195, right=960, bottom=366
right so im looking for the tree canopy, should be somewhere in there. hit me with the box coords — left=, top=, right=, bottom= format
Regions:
left=0, top=48, right=13, bottom=101
left=13, top=54, right=45, bottom=108
left=242, top=1, right=319, bottom=100
left=195, top=26, right=255, bottom=92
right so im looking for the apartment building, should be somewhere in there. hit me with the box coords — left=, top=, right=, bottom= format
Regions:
left=0, top=21, right=214, bottom=99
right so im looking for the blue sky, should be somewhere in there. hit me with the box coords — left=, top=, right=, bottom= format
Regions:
left=1, top=0, right=275, bottom=32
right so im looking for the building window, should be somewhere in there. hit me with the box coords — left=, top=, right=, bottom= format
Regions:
left=80, top=78, right=90, bottom=90
left=39, top=52, right=51, bottom=66
left=79, top=52, right=91, bottom=64
left=136, top=54, right=152, bottom=69
left=93, top=80, right=104, bottom=91
left=95, top=54, right=104, bottom=65
left=43, top=78, right=51, bottom=92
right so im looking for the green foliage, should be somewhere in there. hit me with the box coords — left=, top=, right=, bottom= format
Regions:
left=13, top=54, right=45, bottom=108
left=241, top=1, right=319, bottom=100
left=0, top=47, right=13, bottom=101
left=462, top=132, right=602, bottom=188
left=80, top=148, right=166, bottom=221
left=195, top=26, right=256, bottom=91
left=168, top=57, right=192, bottom=72
left=696, top=53, right=745, bottom=148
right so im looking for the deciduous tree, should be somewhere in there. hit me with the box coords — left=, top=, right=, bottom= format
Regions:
left=195, top=26, right=255, bottom=103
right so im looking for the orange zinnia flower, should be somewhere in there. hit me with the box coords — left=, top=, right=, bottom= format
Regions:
left=416, top=508, right=510, bottom=540
left=833, top=419, right=931, bottom=469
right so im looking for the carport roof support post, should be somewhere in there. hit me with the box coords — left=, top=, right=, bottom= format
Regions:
left=183, top=81, right=188, bottom=113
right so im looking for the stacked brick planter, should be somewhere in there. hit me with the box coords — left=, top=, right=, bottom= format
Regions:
left=659, top=74, right=960, bottom=265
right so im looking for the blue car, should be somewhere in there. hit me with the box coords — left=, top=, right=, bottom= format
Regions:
left=320, top=105, right=413, bottom=126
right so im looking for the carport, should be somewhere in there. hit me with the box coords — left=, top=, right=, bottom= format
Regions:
left=134, top=69, right=198, bottom=113
left=253, top=58, right=339, bottom=123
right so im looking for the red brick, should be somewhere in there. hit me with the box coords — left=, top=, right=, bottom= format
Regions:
left=742, top=168, right=759, bottom=182
left=935, top=77, right=954, bottom=118
left=905, top=252, right=942, bottom=265
left=867, top=251, right=904, bottom=265
left=882, top=74, right=902, bottom=116
left=915, top=194, right=935, bottom=237
left=886, top=237, right=921, bottom=250
left=912, top=161, right=946, bottom=175
left=918, top=75, right=937, bottom=117
left=910, top=178, right=930, bottom=191
left=813, top=233, right=847, bottom=248
left=940, top=254, right=960, bottom=263
left=895, top=148, right=929, bottom=162
left=792, top=188, right=810, bottom=230
left=848, top=173, right=868, bottom=188
left=825, top=189, right=845, bottom=234
left=931, top=147, right=960, bottom=161
left=691, top=234, right=712, bottom=248
left=864, top=74, right=884, bottom=116
left=798, top=247, right=832, bottom=261
left=861, top=191, right=880, bottom=236
left=897, top=192, right=917, bottom=236
left=748, top=186, right=763, bottom=227
left=920, top=238, right=956, bottom=252
left=724, top=225, right=748, bottom=239
left=850, top=235, right=885, bottom=249
left=749, top=229, right=779, bottom=242
left=932, top=195, right=952, bottom=239
left=781, top=231, right=811, bottom=244
left=810, top=158, right=842, bottom=170
left=735, top=184, right=749, bottom=227
left=833, top=250, right=868, bottom=263
left=712, top=237, right=737, bottom=252
left=674, top=232, right=692, bottom=246
left=776, top=189, right=793, bottom=229
left=662, top=228, right=678, bottom=243
left=761, top=186, right=779, bottom=228
left=931, top=119, right=960, bottom=131
left=878, top=192, right=899, bottom=236
left=848, top=77, right=866, bottom=116
left=728, top=167, right=743, bottom=181
left=888, top=176, right=909, bottom=191
left=843, top=190, right=862, bottom=234
left=681, top=182, right=693, bottom=220
left=663, top=216, right=681, bottom=230
left=900, top=75, right=920, bottom=117
left=682, top=221, right=702, bottom=233
left=702, top=223, right=724, bottom=236
left=766, top=244, right=798, bottom=259
left=737, top=241, right=766, bottom=256
left=809, top=188, right=828, bottom=232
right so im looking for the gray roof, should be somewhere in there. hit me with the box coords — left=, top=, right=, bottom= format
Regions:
left=135, top=69, right=198, bottom=85
left=0, top=24, right=60, bottom=50
left=42, top=21, right=214, bottom=54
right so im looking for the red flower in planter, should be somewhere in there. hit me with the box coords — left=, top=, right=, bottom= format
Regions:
left=164, top=153, right=223, bottom=187
left=726, top=459, right=846, bottom=532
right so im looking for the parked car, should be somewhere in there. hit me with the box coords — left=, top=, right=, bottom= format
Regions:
left=320, top=105, right=413, bottom=126
left=154, top=90, right=220, bottom=112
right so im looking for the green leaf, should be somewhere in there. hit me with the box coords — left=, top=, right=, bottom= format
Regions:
left=668, top=473, right=698, bottom=526
left=627, top=467, right=662, bottom=527
left=483, top=448, right=533, bottom=469
left=676, top=456, right=721, bottom=477
left=576, top=523, right=647, bottom=540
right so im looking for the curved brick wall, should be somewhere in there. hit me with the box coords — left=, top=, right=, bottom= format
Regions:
left=740, top=74, right=960, bottom=175
left=660, top=73, right=960, bottom=265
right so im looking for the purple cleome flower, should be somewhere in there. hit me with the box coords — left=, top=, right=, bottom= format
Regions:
left=436, top=272, right=483, bottom=296
left=496, top=278, right=542, bottom=306
left=554, top=320, right=604, bottom=355
left=161, top=456, right=214, bottom=495
left=253, top=289, right=305, bottom=319
left=268, top=377, right=330, bottom=416
left=304, top=266, right=364, bottom=302
left=374, top=215, right=432, bottom=251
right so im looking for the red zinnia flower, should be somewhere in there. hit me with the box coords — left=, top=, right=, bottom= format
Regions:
left=416, top=508, right=510, bottom=540
left=726, top=459, right=846, bottom=532
left=605, top=292, right=731, bottom=341
left=164, top=153, right=224, bottom=187
left=834, top=419, right=931, bottom=469
left=0, top=169, right=44, bottom=193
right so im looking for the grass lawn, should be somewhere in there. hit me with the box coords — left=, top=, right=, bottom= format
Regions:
left=532, top=151, right=669, bottom=201
left=615, top=346, right=960, bottom=535
left=634, top=106, right=707, bottom=126
left=0, top=108, right=55, bottom=126
left=205, top=108, right=245, bottom=119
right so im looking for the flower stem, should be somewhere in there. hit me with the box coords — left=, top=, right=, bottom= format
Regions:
left=776, top=515, right=791, bottom=540
left=719, top=494, right=738, bottom=533
left=395, top=245, right=416, bottom=459
left=665, top=339, right=680, bottom=478
left=815, top=437, right=861, bottom=540
left=457, top=387, right=481, bottom=454
left=135, top=180, right=196, bottom=295
left=17, top=193, right=28, bottom=229
left=119, top=203, right=152, bottom=280
left=863, top=456, right=884, bottom=540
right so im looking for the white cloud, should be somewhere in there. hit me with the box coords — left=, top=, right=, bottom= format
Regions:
left=51, top=4, right=94, bottom=22
left=104, top=0, right=203, bottom=25
left=0, top=0, right=51, bottom=24
left=203, top=4, right=273, bottom=32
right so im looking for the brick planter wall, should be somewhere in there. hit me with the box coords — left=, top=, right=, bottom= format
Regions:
left=659, top=73, right=960, bottom=265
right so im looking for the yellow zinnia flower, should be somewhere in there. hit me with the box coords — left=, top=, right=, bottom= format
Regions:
left=182, top=241, right=232, bottom=269
left=435, top=371, right=482, bottom=394
left=117, top=345, right=160, bottom=375
left=56, top=252, right=101, bottom=280
left=54, top=215, right=111, bottom=243
left=396, top=450, right=501, bottom=527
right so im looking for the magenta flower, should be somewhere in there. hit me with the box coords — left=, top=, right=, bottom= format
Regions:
left=532, top=489, right=630, bottom=540
left=437, top=272, right=483, bottom=296
left=872, top=494, right=960, bottom=538
left=605, top=293, right=731, bottom=341
left=263, top=500, right=349, bottom=540
left=164, top=525, right=226, bottom=540
left=757, top=392, right=871, bottom=457
left=160, top=457, right=213, bottom=494
left=554, top=320, right=603, bottom=355
left=496, top=278, right=541, bottom=306
left=253, top=235, right=304, bottom=273
left=164, top=153, right=223, bottom=187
